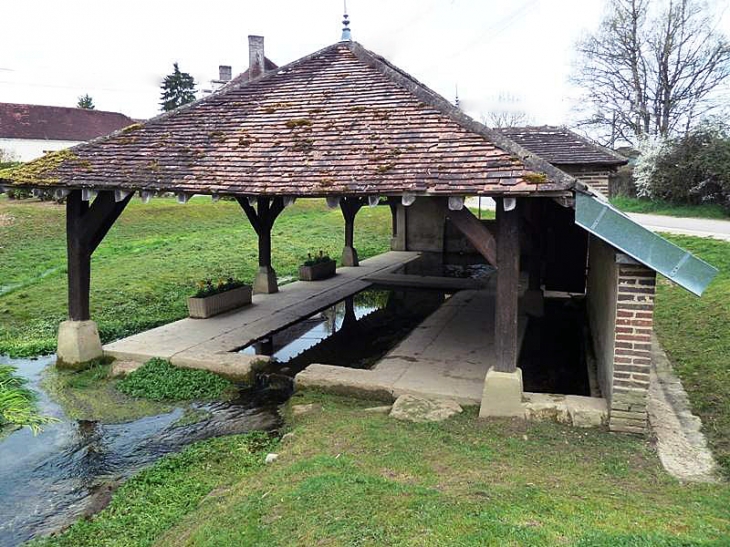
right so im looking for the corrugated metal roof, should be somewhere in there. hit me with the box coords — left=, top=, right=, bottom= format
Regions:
left=575, top=192, right=718, bottom=296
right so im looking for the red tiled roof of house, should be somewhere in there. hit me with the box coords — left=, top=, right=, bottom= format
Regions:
left=498, top=126, right=628, bottom=167
left=0, top=103, right=134, bottom=141
left=1, top=43, right=575, bottom=197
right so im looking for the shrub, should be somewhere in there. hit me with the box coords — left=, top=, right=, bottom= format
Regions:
left=116, top=358, right=233, bottom=401
left=634, top=122, right=730, bottom=208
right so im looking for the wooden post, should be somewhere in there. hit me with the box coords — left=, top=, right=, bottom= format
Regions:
left=67, top=191, right=91, bottom=321
left=494, top=198, right=520, bottom=373
left=66, top=190, right=133, bottom=321
left=388, top=198, right=398, bottom=237
left=526, top=200, right=543, bottom=291
left=237, top=196, right=284, bottom=293
left=340, top=197, right=363, bottom=267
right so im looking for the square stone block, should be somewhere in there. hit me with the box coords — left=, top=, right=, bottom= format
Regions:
left=479, top=367, right=524, bottom=418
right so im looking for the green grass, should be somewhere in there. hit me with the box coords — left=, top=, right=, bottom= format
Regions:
left=654, top=235, right=730, bottom=477
left=0, top=196, right=391, bottom=357
left=0, top=364, right=57, bottom=434
left=42, top=358, right=174, bottom=423
left=610, top=196, right=730, bottom=219
left=35, top=393, right=730, bottom=546
left=30, top=432, right=275, bottom=547
left=117, top=359, right=234, bottom=401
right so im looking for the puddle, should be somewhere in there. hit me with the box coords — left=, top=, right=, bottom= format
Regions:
left=0, top=354, right=288, bottom=546
left=239, top=288, right=446, bottom=380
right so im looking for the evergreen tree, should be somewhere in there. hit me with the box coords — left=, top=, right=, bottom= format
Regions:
left=77, top=94, right=95, bottom=109
left=159, top=62, right=197, bottom=112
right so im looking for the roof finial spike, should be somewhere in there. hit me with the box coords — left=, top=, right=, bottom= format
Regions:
left=341, top=0, right=352, bottom=42
left=455, top=84, right=461, bottom=110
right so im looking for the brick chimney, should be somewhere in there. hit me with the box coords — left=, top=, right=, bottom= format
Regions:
left=218, top=65, right=232, bottom=82
left=248, top=35, right=265, bottom=81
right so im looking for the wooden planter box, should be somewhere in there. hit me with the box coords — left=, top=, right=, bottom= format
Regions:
left=187, top=285, right=252, bottom=319
left=299, top=260, right=336, bottom=281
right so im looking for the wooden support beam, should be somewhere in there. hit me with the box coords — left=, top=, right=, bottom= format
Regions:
left=66, top=190, right=132, bottom=321
left=340, top=197, right=364, bottom=267
left=494, top=198, right=520, bottom=373
left=446, top=207, right=497, bottom=267
left=387, top=197, right=398, bottom=237
left=524, top=200, right=544, bottom=291
left=236, top=196, right=285, bottom=268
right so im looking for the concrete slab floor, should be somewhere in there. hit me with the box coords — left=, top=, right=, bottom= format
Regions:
left=296, top=287, right=608, bottom=427
left=103, top=252, right=420, bottom=374
left=297, top=289, right=528, bottom=406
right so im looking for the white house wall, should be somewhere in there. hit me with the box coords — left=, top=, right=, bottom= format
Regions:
left=0, top=138, right=83, bottom=162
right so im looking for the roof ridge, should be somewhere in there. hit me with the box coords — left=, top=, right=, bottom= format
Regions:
left=0, top=102, right=131, bottom=118
left=345, top=42, right=579, bottom=190
left=70, top=42, right=348, bottom=152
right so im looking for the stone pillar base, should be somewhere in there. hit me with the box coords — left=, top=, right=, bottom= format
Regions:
left=341, top=246, right=359, bottom=267
left=57, top=320, right=103, bottom=369
left=479, top=366, right=524, bottom=418
left=522, top=289, right=545, bottom=318
left=253, top=266, right=278, bottom=294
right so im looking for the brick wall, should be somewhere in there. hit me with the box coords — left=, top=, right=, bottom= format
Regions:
left=609, top=259, right=656, bottom=433
left=586, top=237, right=657, bottom=434
left=560, top=166, right=612, bottom=196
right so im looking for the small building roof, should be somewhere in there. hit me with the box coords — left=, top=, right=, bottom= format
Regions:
left=0, top=103, right=134, bottom=142
left=0, top=42, right=575, bottom=198
left=498, top=126, right=628, bottom=167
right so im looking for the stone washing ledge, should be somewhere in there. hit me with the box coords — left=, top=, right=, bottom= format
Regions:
left=296, top=364, right=608, bottom=428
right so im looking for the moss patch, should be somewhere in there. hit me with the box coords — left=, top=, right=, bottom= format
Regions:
left=42, top=361, right=173, bottom=423
left=0, top=149, right=80, bottom=186
left=117, top=359, right=235, bottom=402
left=523, top=172, right=549, bottom=184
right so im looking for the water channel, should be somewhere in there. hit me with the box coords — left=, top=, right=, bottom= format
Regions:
left=0, top=287, right=444, bottom=545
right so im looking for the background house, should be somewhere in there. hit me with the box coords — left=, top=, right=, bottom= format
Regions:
left=0, top=103, right=134, bottom=161
left=498, top=126, right=628, bottom=196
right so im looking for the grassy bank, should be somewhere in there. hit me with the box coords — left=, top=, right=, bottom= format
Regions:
left=0, top=196, right=391, bottom=357
left=43, top=357, right=238, bottom=423
left=35, top=393, right=730, bottom=546
left=610, top=196, right=730, bottom=219
left=654, top=235, right=730, bottom=476
left=31, top=432, right=275, bottom=547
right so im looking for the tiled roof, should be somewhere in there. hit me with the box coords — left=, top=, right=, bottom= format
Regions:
left=0, top=43, right=575, bottom=197
left=0, top=103, right=134, bottom=141
left=497, top=126, right=628, bottom=167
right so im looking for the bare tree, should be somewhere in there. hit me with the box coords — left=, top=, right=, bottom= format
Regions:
left=482, top=109, right=532, bottom=129
left=481, top=92, right=532, bottom=128
left=573, top=0, right=730, bottom=146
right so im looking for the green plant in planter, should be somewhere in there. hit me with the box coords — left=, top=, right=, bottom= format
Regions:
left=303, top=250, right=333, bottom=267
left=192, top=277, right=246, bottom=298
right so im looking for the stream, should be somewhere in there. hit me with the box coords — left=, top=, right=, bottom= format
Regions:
left=0, top=354, right=287, bottom=546
left=0, top=287, right=447, bottom=545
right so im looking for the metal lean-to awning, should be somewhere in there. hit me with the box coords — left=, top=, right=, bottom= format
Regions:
left=575, top=192, right=719, bottom=296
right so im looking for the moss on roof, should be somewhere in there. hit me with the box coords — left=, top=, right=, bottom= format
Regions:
left=0, top=149, right=87, bottom=186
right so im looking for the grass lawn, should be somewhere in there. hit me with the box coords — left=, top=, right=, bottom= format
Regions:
left=34, top=393, right=730, bottom=547
left=0, top=196, right=392, bottom=357
left=610, top=196, right=730, bottom=219
left=4, top=196, right=730, bottom=544
left=654, top=235, right=730, bottom=477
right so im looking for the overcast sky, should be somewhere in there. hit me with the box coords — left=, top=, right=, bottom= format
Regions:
left=2, top=0, right=729, bottom=127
